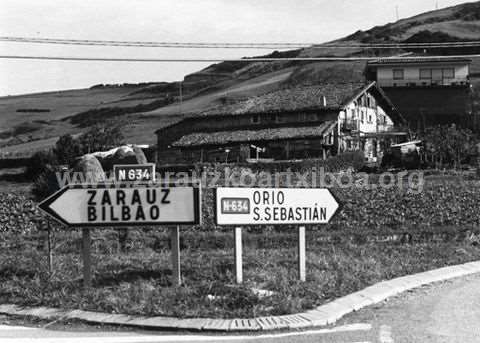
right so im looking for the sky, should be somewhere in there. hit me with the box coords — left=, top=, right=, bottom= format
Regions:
left=0, top=0, right=473, bottom=96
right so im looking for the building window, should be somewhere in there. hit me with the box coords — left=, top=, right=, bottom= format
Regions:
left=443, top=68, right=455, bottom=79
left=368, top=114, right=372, bottom=123
left=251, top=114, right=260, bottom=124
left=420, top=69, right=432, bottom=79
left=432, top=69, right=443, bottom=81
left=275, top=114, right=284, bottom=123
left=393, top=69, right=404, bottom=80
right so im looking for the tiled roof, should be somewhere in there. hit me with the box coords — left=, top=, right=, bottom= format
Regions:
left=172, top=121, right=336, bottom=147
left=195, top=83, right=371, bottom=117
left=367, top=57, right=472, bottom=66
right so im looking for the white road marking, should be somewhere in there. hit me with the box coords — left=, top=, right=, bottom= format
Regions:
left=379, top=325, right=394, bottom=343
left=0, top=323, right=372, bottom=343
left=0, top=325, right=38, bottom=331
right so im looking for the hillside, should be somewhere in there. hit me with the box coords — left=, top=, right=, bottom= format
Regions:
left=3, top=1, right=480, bottom=157
left=346, top=1, right=480, bottom=42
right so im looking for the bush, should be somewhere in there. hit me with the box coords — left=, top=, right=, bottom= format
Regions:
left=24, top=151, right=58, bottom=180
left=31, top=166, right=63, bottom=201
left=194, top=151, right=365, bottom=175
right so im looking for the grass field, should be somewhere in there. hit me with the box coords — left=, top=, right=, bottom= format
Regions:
left=1, top=171, right=479, bottom=318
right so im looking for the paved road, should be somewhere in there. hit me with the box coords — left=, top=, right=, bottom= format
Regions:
left=1, top=273, right=480, bottom=342
left=337, top=273, right=480, bottom=342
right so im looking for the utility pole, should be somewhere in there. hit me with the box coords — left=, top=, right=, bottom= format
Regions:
left=395, top=5, right=399, bottom=21
left=179, top=81, right=183, bottom=114
left=436, top=1, right=439, bottom=10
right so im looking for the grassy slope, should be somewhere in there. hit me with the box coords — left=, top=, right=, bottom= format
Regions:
left=346, top=1, right=480, bottom=41
left=0, top=86, right=154, bottom=155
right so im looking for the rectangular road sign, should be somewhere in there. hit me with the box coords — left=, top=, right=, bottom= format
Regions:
left=215, top=188, right=340, bottom=225
left=113, top=164, right=155, bottom=182
left=39, top=183, right=200, bottom=227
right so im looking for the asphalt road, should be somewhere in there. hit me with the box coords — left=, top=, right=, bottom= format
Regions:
left=1, top=273, right=480, bottom=343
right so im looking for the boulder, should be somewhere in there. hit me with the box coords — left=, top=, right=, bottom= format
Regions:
left=72, top=154, right=106, bottom=183
left=98, top=145, right=148, bottom=171
left=132, top=146, right=148, bottom=164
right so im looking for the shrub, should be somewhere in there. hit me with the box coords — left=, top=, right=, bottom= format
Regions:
left=31, top=166, right=63, bottom=201
left=24, top=151, right=58, bottom=180
left=193, top=151, right=365, bottom=175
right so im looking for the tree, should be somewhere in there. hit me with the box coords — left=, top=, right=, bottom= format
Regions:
left=444, top=125, right=476, bottom=169
left=422, top=125, right=478, bottom=169
left=77, top=123, right=124, bottom=154
left=53, top=134, right=82, bottom=166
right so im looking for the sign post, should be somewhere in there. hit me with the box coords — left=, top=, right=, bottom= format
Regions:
left=39, top=183, right=201, bottom=289
left=215, top=188, right=340, bottom=282
left=171, top=226, right=181, bottom=286
left=234, top=227, right=243, bottom=284
left=82, top=228, right=92, bottom=289
left=298, top=226, right=306, bottom=282
left=46, top=220, right=53, bottom=274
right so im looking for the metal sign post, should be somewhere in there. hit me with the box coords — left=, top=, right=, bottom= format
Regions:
left=215, top=188, right=340, bottom=282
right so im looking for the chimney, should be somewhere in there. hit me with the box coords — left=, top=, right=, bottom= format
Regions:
left=322, top=96, right=327, bottom=107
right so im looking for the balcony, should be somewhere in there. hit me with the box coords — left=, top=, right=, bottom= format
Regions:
left=377, top=78, right=469, bottom=88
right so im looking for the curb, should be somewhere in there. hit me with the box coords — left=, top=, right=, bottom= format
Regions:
left=1, top=260, right=480, bottom=332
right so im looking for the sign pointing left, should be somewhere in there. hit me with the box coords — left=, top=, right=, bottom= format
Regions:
left=39, top=184, right=201, bottom=227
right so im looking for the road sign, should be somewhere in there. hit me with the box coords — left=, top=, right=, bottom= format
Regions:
left=39, top=183, right=200, bottom=227
left=215, top=188, right=340, bottom=225
left=113, top=163, right=155, bottom=182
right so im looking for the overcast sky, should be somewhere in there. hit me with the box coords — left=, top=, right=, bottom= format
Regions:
left=0, top=0, right=473, bottom=96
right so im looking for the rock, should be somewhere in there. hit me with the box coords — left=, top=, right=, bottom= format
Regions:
left=132, top=146, right=148, bottom=164
left=72, top=154, right=106, bottom=183
left=96, top=145, right=149, bottom=171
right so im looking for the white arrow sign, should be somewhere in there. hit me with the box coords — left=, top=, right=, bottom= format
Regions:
left=39, top=184, right=200, bottom=227
left=215, top=188, right=340, bottom=225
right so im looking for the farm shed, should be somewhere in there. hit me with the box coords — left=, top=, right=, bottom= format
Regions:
left=156, top=82, right=408, bottom=165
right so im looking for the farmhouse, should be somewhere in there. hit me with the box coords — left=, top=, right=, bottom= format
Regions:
left=366, top=57, right=473, bottom=129
left=155, top=82, right=407, bottom=165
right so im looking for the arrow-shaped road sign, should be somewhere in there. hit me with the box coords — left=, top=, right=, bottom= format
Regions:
left=215, top=187, right=341, bottom=226
left=39, top=183, right=200, bottom=227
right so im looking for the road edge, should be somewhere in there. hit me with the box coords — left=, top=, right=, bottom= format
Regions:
left=1, top=260, right=480, bottom=332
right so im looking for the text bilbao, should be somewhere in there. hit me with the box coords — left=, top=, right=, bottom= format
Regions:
left=86, top=188, right=171, bottom=222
